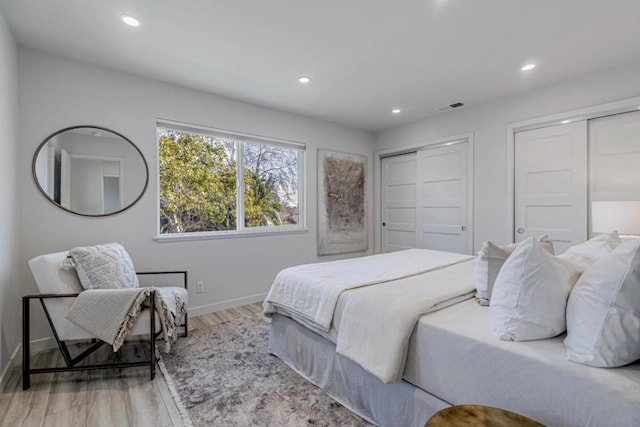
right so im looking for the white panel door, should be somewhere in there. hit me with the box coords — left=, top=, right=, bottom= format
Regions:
left=589, top=110, right=640, bottom=235
left=416, top=142, right=472, bottom=254
left=514, top=121, right=587, bottom=253
left=60, top=148, right=71, bottom=207
left=381, top=153, right=417, bottom=252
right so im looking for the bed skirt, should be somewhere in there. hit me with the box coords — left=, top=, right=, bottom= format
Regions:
left=268, top=314, right=450, bottom=427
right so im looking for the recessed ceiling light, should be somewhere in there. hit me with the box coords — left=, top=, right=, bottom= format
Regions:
left=391, top=109, right=402, bottom=114
left=561, top=119, right=571, bottom=124
left=521, top=63, right=536, bottom=71
left=121, top=15, right=140, bottom=27
left=298, top=76, right=311, bottom=84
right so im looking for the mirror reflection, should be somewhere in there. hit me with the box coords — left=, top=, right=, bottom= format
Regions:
left=33, top=126, right=148, bottom=216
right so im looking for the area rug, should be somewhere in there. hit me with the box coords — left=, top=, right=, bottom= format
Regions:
left=159, top=313, right=371, bottom=426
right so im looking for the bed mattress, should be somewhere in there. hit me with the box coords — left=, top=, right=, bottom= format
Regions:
left=403, top=299, right=640, bottom=427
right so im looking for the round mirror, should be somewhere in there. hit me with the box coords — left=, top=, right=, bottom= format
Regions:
left=32, top=125, right=149, bottom=217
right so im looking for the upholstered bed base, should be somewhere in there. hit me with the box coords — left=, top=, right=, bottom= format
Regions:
left=268, top=314, right=450, bottom=426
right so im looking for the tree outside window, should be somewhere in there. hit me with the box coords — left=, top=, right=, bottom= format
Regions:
left=158, top=126, right=303, bottom=235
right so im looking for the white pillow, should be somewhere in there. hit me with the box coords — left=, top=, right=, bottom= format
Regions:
left=475, top=236, right=554, bottom=305
left=565, top=239, right=640, bottom=367
left=549, top=255, right=587, bottom=289
left=68, top=243, right=140, bottom=290
left=490, top=237, right=571, bottom=341
left=559, top=231, right=621, bottom=261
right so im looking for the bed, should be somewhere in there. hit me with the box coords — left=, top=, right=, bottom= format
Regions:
left=264, top=248, right=640, bottom=427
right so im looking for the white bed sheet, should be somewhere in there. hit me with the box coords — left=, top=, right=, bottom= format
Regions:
left=404, top=299, right=640, bottom=427
left=269, top=314, right=450, bottom=427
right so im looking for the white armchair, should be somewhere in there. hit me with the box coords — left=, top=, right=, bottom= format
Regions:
left=23, top=250, right=188, bottom=390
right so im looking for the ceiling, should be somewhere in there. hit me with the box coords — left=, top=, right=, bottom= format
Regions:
left=2, top=0, right=640, bottom=132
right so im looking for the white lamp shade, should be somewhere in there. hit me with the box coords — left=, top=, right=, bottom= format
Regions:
left=591, top=201, right=640, bottom=235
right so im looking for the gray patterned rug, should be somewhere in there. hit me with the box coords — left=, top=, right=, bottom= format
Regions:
left=159, top=313, right=371, bottom=426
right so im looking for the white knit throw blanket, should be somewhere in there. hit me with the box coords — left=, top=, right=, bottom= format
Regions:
left=66, top=287, right=187, bottom=353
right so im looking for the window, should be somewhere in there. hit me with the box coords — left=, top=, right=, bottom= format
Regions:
left=157, top=122, right=305, bottom=237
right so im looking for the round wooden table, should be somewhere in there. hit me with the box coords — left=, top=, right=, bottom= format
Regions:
left=426, top=405, right=544, bottom=427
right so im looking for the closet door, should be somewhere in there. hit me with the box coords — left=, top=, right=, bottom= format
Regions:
left=381, top=152, right=417, bottom=252
left=416, top=142, right=472, bottom=254
left=514, top=122, right=587, bottom=253
left=589, top=110, right=640, bottom=235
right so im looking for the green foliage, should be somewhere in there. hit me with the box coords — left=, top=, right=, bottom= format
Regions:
left=244, top=171, right=283, bottom=227
left=159, top=129, right=297, bottom=233
left=159, top=130, right=236, bottom=233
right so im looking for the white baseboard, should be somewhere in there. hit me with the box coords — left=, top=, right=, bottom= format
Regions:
left=28, top=337, right=58, bottom=353
left=0, top=345, right=20, bottom=392
left=0, top=336, right=60, bottom=392
left=189, top=293, right=266, bottom=317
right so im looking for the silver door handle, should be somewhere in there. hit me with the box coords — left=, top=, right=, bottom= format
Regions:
left=517, top=228, right=525, bottom=234
left=461, top=226, right=467, bottom=231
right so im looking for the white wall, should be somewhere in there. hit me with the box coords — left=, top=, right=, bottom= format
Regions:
left=18, top=49, right=374, bottom=342
left=0, top=11, right=20, bottom=381
left=375, top=61, right=640, bottom=251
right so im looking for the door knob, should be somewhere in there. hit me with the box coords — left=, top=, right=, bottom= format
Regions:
left=517, top=227, right=525, bottom=234
left=382, top=222, right=386, bottom=227
left=461, top=225, right=467, bottom=231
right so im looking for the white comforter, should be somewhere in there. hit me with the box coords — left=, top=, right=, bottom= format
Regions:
left=334, top=258, right=476, bottom=383
left=263, top=249, right=472, bottom=332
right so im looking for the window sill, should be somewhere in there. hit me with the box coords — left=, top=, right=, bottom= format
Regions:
left=153, top=227, right=308, bottom=243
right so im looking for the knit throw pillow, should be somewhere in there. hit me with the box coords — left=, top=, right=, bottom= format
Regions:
left=68, top=243, right=139, bottom=290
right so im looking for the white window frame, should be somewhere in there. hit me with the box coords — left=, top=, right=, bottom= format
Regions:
left=155, top=120, right=306, bottom=242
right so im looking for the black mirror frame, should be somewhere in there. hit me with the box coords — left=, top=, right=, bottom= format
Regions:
left=32, top=125, right=149, bottom=217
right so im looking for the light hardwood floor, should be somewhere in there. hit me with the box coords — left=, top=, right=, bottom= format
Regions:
left=0, top=303, right=263, bottom=427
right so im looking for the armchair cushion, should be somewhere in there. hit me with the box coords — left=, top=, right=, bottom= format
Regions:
left=29, top=250, right=188, bottom=343
left=29, top=251, right=100, bottom=341
left=68, top=243, right=139, bottom=290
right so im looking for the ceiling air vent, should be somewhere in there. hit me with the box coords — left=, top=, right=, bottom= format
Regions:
left=435, top=102, right=465, bottom=112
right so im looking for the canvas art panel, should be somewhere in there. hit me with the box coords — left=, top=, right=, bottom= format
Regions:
left=317, top=149, right=368, bottom=255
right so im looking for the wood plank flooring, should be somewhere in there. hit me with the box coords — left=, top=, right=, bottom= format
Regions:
left=0, top=303, right=263, bottom=427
